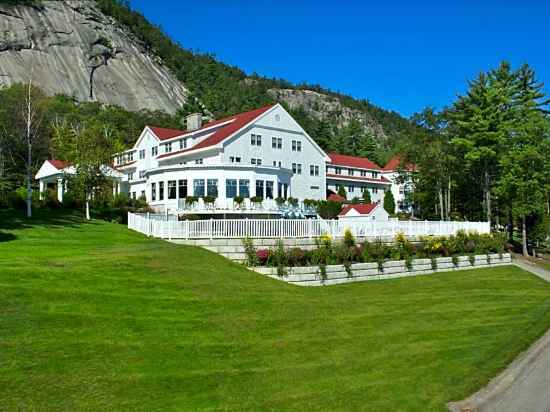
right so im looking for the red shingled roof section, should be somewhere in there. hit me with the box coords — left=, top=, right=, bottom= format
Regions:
left=328, top=153, right=381, bottom=170
left=156, top=104, right=275, bottom=159
left=383, top=156, right=415, bottom=171
left=326, top=173, right=391, bottom=184
left=48, top=160, right=70, bottom=170
left=339, top=203, right=378, bottom=216
left=148, top=127, right=187, bottom=141
left=327, top=193, right=346, bottom=202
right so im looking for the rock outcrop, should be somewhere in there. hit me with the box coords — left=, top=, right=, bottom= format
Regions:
left=0, top=0, right=189, bottom=113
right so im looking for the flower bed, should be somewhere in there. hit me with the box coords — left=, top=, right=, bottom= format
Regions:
left=243, top=229, right=511, bottom=286
left=252, top=253, right=512, bottom=286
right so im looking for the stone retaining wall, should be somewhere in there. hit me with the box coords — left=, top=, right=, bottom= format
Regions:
left=252, top=253, right=512, bottom=286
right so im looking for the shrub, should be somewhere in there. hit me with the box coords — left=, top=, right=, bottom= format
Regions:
left=343, top=228, right=356, bottom=248
left=287, top=247, right=305, bottom=266
left=287, top=197, right=298, bottom=207
left=233, top=196, right=244, bottom=206
left=316, top=200, right=342, bottom=219
left=271, top=239, right=288, bottom=276
left=250, top=196, right=263, bottom=204
left=203, top=195, right=216, bottom=204
left=256, top=249, right=270, bottom=266
left=113, top=192, right=129, bottom=208
left=431, top=257, right=437, bottom=271
left=185, top=196, right=198, bottom=206
left=242, top=237, right=258, bottom=267
left=275, top=197, right=285, bottom=206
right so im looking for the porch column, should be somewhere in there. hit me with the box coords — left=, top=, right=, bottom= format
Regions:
left=57, top=177, right=64, bottom=203
left=112, top=181, right=119, bottom=197
left=39, top=180, right=45, bottom=200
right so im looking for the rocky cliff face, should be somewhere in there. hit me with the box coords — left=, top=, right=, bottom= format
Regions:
left=0, top=0, right=189, bottom=113
left=268, top=88, right=388, bottom=140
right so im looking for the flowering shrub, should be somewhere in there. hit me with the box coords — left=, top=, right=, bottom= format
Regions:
left=256, top=231, right=507, bottom=268
left=256, top=249, right=270, bottom=266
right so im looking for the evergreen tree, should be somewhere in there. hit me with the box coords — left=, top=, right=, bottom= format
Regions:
left=362, top=188, right=372, bottom=203
left=383, top=190, right=395, bottom=214
left=337, top=186, right=347, bottom=199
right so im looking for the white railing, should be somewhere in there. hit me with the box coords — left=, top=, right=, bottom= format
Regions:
left=176, top=198, right=316, bottom=214
left=128, top=213, right=490, bottom=240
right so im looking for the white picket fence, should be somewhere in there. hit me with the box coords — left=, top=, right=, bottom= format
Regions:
left=128, top=212, right=490, bottom=240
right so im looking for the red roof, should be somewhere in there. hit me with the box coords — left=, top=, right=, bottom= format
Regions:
left=328, top=153, right=381, bottom=170
left=327, top=193, right=346, bottom=202
left=48, top=160, right=70, bottom=170
left=326, top=173, right=391, bottom=185
left=148, top=127, right=187, bottom=141
left=383, top=156, right=415, bottom=172
left=155, top=105, right=275, bottom=159
left=339, top=203, right=378, bottom=216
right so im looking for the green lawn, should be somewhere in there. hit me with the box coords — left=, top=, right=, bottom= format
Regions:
left=1, top=210, right=550, bottom=412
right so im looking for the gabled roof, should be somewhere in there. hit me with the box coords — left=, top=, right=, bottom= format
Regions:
left=156, top=104, right=275, bottom=160
left=328, top=153, right=381, bottom=170
left=49, top=159, right=70, bottom=170
left=383, top=156, right=415, bottom=172
left=327, top=193, right=346, bottom=203
left=339, top=203, right=379, bottom=216
left=148, top=127, right=187, bottom=141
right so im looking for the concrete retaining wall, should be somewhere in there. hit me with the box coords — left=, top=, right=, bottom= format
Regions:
left=251, top=253, right=512, bottom=286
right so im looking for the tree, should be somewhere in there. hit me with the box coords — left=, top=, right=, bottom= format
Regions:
left=337, top=186, right=347, bottom=199
left=362, top=188, right=372, bottom=203
left=383, top=190, right=395, bottom=215
left=52, top=120, right=123, bottom=220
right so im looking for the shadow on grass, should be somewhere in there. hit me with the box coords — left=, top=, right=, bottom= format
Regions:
left=0, top=232, right=17, bottom=242
left=0, top=208, right=101, bottom=231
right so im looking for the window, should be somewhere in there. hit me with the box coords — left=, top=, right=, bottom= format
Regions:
left=310, top=185, right=319, bottom=190
left=292, top=140, right=296, bottom=151
left=255, top=180, right=264, bottom=198
left=251, top=158, right=262, bottom=165
left=239, top=179, right=250, bottom=198
left=266, top=181, right=274, bottom=199
left=272, top=137, right=282, bottom=149
left=348, top=185, right=354, bottom=193
left=373, top=187, right=378, bottom=194
left=292, top=163, right=302, bottom=174
left=283, top=183, right=288, bottom=198
left=159, top=181, right=164, bottom=201
left=207, top=179, right=218, bottom=197
left=132, top=192, right=136, bottom=200
left=361, top=170, right=367, bottom=177
left=226, top=179, right=237, bottom=198
left=128, top=152, right=134, bottom=162
left=310, top=165, right=319, bottom=176
left=140, top=190, right=145, bottom=199
left=372, top=171, right=378, bottom=178
left=297, top=141, right=302, bottom=151
left=348, top=168, right=354, bottom=176
left=151, top=146, right=158, bottom=156
left=168, top=180, right=177, bottom=199
left=195, top=158, right=203, bottom=164
left=273, top=161, right=282, bottom=167
left=151, top=182, right=156, bottom=201
left=128, top=172, right=134, bottom=181
left=315, top=165, right=319, bottom=176
left=139, top=170, right=146, bottom=179
left=335, top=167, right=342, bottom=175
left=193, top=179, right=205, bottom=197
left=165, top=142, right=172, bottom=153
left=230, top=156, right=241, bottom=163
left=251, top=134, right=262, bottom=146
left=178, top=179, right=187, bottom=198
left=139, top=149, right=145, bottom=159
left=179, top=139, right=186, bottom=150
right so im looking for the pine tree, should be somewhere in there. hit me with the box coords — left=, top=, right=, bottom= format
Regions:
left=337, top=186, right=347, bottom=199
left=362, top=188, right=372, bottom=203
left=383, top=190, right=395, bottom=214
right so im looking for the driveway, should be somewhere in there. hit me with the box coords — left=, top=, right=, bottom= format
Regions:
left=448, top=260, right=550, bottom=412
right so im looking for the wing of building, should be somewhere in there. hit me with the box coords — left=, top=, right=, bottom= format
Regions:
left=36, top=103, right=415, bottom=215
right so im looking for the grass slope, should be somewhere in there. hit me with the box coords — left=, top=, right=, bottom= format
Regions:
left=1, top=210, right=549, bottom=411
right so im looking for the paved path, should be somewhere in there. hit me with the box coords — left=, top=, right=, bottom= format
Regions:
left=449, top=260, right=550, bottom=412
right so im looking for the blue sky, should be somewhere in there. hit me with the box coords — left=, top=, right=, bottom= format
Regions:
left=129, top=0, right=550, bottom=117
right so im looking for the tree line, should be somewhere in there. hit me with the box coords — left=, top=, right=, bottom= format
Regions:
left=400, top=62, right=550, bottom=255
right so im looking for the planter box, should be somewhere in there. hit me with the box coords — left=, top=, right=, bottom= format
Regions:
left=251, top=252, right=512, bottom=286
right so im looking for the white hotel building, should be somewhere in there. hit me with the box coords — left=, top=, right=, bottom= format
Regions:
left=36, top=103, right=413, bottom=216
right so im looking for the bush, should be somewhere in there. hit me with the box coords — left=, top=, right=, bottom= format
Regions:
left=287, top=247, right=306, bottom=266
left=287, top=197, right=298, bottom=207
left=275, top=197, right=285, bottom=206
left=250, top=196, right=263, bottom=204
left=242, top=237, right=258, bottom=267
left=256, top=249, right=270, bottom=266
left=233, top=196, right=244, bottom=206
left=343, top=228, right=356, bottom=248
left=203, top=195, right=216, bottom=204
left=113, top=192, right=129, bottom=208
left=271, top=240, right=288, bottom=276
left=316, top=200, right=342, bottom=219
